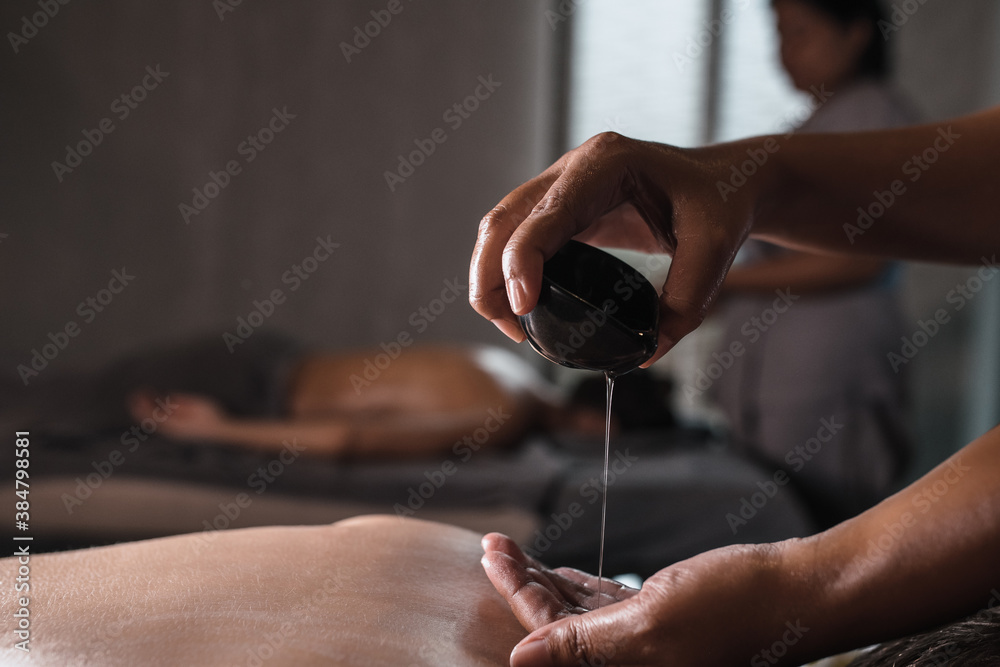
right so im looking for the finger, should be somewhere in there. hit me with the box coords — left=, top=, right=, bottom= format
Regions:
left=481, top=531, right=519, bottom=552
left=481, top=551, right=573, bottom=632
left=481, top=533, right=548, bottom=571
left=509, top=602, right=647, bottom=667
left=502, top=158, right=633, bottom=317
left=481, top=535, right=571, bottom=603
left=470, top=170, right=561, bottom=340
left=641, top=218, right=741, bottom=365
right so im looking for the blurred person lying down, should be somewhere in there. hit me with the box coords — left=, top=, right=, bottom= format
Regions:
left=116, top=333, right=674, bottom=459
left=116, top=333, right=556, bottom=459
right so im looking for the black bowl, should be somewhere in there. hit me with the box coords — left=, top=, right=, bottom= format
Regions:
left=518, top=240, right=659, bottom=375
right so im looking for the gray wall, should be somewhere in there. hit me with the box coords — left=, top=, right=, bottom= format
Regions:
left=895, top=0, right=1000, bottom=119
left=1, top=1, right=555, bottom=378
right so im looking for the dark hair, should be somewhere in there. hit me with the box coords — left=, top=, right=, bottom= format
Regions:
left=849, top=605, right=1000, bottom=666
left=568, top=370, right=675, bottom=432
left=781, top=0, right=889, bottom=79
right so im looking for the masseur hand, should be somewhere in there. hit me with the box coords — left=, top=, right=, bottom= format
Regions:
left=472, top=111, right=1000, bottom=667
left=481, top=532, right=796, bottom=666
left=469, top=132, right=760, bottom=364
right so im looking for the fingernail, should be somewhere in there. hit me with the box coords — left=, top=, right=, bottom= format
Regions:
left=640, top=333, right=673, bottom=367
left=492, top=318, right=525, bottom=342
left=507, top=278, right=528, bottom=314
left=510, top=637, right=552, bottom=667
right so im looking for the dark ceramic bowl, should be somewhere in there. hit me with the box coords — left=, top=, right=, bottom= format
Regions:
left=518, top=240, right=659, bottom=375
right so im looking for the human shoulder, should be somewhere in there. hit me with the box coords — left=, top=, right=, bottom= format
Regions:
left=800, top=79, right=919, bottom=133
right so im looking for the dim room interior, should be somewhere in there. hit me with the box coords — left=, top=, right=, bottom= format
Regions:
left=2, top=1, right=1000, bottom=665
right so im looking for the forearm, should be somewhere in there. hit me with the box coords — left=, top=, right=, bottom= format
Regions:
left=208, top=411, right=520, bottom=460
left=746, top=107, right=1000, bottom=264
left=206, top=419, right=345, bottom=456
left=783, top=426, right=1000, bottom=661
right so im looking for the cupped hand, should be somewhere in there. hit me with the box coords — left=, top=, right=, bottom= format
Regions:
left=469, top=132, right=756, bottom=364
left=481, top=532, right=800, bottom=667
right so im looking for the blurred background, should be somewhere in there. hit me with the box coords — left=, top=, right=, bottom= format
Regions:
left=2, top=0, right=998, bottom=484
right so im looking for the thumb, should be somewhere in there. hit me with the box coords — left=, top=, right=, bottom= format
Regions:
left=509, top=605, right=643, bottom=667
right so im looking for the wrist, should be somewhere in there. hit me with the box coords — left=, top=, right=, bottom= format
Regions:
left=689, top=541, right=830, bottom=664
left=770, top=531, right=863, bottom=663
left=749, top=539, right=827, bottom=664
left=740, top=134, right=787, bottom=239
left=688, top=136, right=786, bottom=243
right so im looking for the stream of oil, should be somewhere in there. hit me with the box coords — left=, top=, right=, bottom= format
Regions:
left=596, top=371, right=614, bottom=610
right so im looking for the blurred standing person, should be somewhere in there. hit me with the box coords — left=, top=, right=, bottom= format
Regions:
left=709, top=0, right=917, bottom=526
